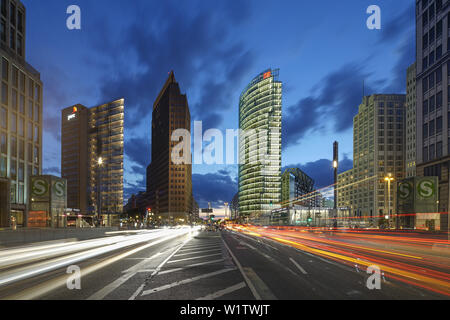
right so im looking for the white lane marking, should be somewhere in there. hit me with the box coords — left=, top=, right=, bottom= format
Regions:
left=243, top=267, right=277, bottom=300
left=167, top=253, right=222, bottom=264
left=238, top=239, right=297, bottom=277
left=196, top=282, right=247, bottom=300
left=158, top=259, right=225, bottom=275
left=174, top=248, right=222, bottom=257
left=289, top=257, right=308, bottom=275
left=140, top=268, right=237, bottom=296
left=128, top=238, right=192, bottom=300
left=180, top=244, right=220, bottom=251
left=221, top=236, right=261, bottom=300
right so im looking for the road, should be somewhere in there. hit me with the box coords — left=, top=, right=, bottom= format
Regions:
left=0, top=226, right=448, bottom=300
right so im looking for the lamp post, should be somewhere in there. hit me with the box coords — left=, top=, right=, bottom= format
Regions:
left=333, top=141, right=338, bottom=229
left=97, top=157, right=103, bottom=227
left=384, top=173, right=394, bottom=229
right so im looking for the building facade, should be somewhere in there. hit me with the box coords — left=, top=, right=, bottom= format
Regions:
left=406, top=63, right=417, bottom=177
left=0, top=0, right=42, bottom=228
left=146, top=72, right=192, bottom=223
left=61, top=104, right=88, bottom=214
left=61, top=99, right=124, bottom=226
left=415, top=0, right=450, bottom=231
left=338, top=95, right=406, bottom=226
left=281, top=168, right=315, bottom=208
left=238, top=69, right=282, bottom=217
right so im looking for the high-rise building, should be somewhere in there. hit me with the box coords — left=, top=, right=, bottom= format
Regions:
left=146, top=72, right=192, bottom=223
left=281, top=168, right=315, bottom=208
left=0, top=0, right=43, bottom=228
left=338, top=94, right=406, bottom=226
left=61, top=99, right=124, bottom=226
left=61, top=104, right=88, bottom=213
left=406, top=63, right=417, bottom=178
left=238, top=69, right=282, bottom=217
left=416, top=0, right=450, bottom=231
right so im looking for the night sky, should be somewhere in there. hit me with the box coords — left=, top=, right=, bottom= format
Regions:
left=22, top=0, right=415, bottom=208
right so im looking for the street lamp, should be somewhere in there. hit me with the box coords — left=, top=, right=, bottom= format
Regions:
left=384, top=173, right=394, bottom=228
left=97, top=157, right=103, bottom=227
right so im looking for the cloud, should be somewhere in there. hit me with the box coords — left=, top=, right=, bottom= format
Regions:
left=43, top=166, right=61, bottom=176
left=125, top=136, right=151, bottom=169
left=192, top=171, right=237, bottom=208
left=284, top=155, right=353, bottom=190
left=283, top=63, right=372, bottom=149
left=91, top=0, right=255, bottom=129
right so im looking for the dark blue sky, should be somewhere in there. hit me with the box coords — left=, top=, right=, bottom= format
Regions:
left=23, top=0, right=415, bottom=208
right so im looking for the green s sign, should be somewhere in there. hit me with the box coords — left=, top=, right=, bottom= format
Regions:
left=417, top=179, right=435, bottom=199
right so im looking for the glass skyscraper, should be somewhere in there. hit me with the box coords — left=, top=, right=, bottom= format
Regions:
left=238, top=69, right=282, bottom=218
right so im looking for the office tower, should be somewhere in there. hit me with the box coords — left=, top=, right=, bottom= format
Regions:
left=0, top=0, right=43, bottom=227
left=146, top=71, right=192, bottom=223
left=406, top=63, right=417, bottom=178
left=61, top=104, right=88, bottom=213
left=238, top=69, right=282, bottom=217
left=416, top=0, right=450, bottom=231
left=281, top=168, right=315, bottom=207
left=61, top=99, right=124, bottom=225
left=338, top=94, right=406, bottom=226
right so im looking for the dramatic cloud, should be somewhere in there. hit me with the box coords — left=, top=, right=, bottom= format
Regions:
left=283, top=63, right=373, bottom=149
left=192, top=171, right=238, bottom=208
left=284, top=155, right=353, bottom=190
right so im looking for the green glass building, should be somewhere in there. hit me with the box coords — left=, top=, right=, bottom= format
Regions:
left=238, top=69, right=282, bottom=217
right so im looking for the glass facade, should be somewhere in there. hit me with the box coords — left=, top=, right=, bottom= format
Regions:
left=238, top=69, right=282, bottom=217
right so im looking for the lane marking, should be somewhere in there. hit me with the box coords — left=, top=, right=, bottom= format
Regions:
left=289, top=257, right=308, bottom=275
left=180, top=244, right=220, bottom=251
left=158, top=259, right=225, bottom=275
left=196, top=282, right=247, bottom=300
left=243, top=267, right=277, bottom=300
left=167, top=253, right=223, bottom=264
left=174, top=248, right=222, bottom=257
left=128, top=237, right=192, bottom=300
left=221, top=235, right=261, bottom=300
left=140, top=268, right=236, bottom=296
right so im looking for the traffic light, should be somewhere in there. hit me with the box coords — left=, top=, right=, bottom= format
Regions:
left=307, top=216, right=312, bottom=223
left=270, top=201, right=273, bottom=207
left=210, top=215, right=215, bottom=221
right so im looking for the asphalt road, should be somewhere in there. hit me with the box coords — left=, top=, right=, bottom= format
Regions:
left=0, top=227, right=448, bottom=300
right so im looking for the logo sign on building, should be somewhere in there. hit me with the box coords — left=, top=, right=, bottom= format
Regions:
left=31, top=177, right=50, bottom=201
left=52, top=179, right=67, bottom=205
left=415, top=177, right=438, bottom=214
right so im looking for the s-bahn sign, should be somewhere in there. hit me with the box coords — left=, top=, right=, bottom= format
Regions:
left=397, top=177, right=438, bottom=215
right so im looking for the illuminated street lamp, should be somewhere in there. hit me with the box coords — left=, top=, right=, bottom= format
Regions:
left=97, top=157, right=103, bottom=226
left=384, top=173, right=394, bottom=228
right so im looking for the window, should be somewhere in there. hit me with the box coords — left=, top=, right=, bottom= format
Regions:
left=1, top=82, right=6, bottom=104
left=437, top=116, right=443, bottom=133
left=9, top=27, right=14, bottom=50
left=27, top=143, right=32, bottom=162
left=0, top=20, right=5, bottom=42
left=437, top=141, right=443, bottom=158
left=27, top=100, right=32, bottom=118
left=0, top=106, right=5, bottom=128
left=34, top=125, right=38, bottom=143
left=436, top=91, right=443, bottom=109
left=28, top=79, right=33, bottom=97
left=18, top=139, right=23, bottom=159
left=423, top=56, right=428, bottom=70
left=0, top=155, right=5, bottom=177
left=10, top=159, right=16, bottom=179
left=17, top=34, right=22, bottom=56
left=436, top=67, right=442, bottom=83
left=430, top=144, right=435, bottom=161
left=437, top=20, right=443, bottom=37
left=424, top=123, right=428, bottom=139
left=429, top=119, right=435, bottom=136
left=18, top=117, right=23, bottom=136
left=0, top=0, right=6, bottom=17
left=429, top=51, right=435, bottom=66
left=0, top=132, right=5, bottom=153
left=423, top=77, right=429, bottom=93
left=17, top=11, right=23, bottom=33
left=34, top=104, right=38, bottom=122
left=436, top=45, right=442, bottom=60
left=10, top=112, right=15, bottom=132
left=429, top=3, right=435, bottom=20
left=437, top=0, right=443, bottom=12
left=423, top=100, right=429, bottom=116
left=424, top=146, right=429, bottom=162
left=10, top=136, right=16, bottom=157
left=27, top=121, right=32, bottom=139
left=19, top=72, right=24, bottom=93
left=429, top=72, right=435, bottom=88
left=429, top=27, right=435, bottom=43
left=10, top=3, right=15, bottom=26
left=429, top=95, right=435, bottom=112
left=423, top=33, right=428, bottom=49
left=1, top=57, right=8, bottom=81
